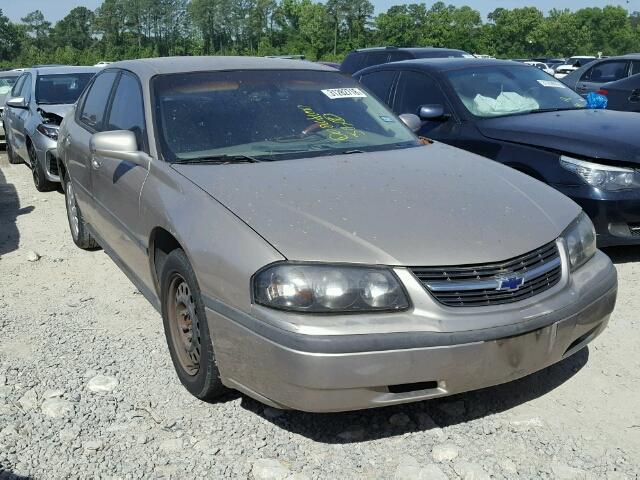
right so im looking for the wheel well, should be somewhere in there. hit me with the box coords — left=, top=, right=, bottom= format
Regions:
left=150, top=227, right=182, bottom=287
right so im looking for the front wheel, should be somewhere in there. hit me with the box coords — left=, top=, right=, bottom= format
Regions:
left=161, top=248, right=226, bottom=401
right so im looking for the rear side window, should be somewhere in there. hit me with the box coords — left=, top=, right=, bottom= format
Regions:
left=359, top=71, right=397, bottom=103
left=340, top=53, right=366, bottom=74
left=388, top=51, right=413, bottom=63
left=630, top=61, right=640, bottom=76
left=394, top=71, right=449, bottom=116
left=582, top=61, right=629, bottom=82
left=79, top=71, right=118, bottom=131
left=363, top=51, right=391, bottom=70
left=106, top=73, right=147, bottom=151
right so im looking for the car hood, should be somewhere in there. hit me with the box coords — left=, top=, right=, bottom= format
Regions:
left=172, top=144, right=580, bottom=266
left=36, top=104, right=73, bottom=118
left=477, top=109, right=640, bottom=164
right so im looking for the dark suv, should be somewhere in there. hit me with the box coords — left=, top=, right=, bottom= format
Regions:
left=340, top=47, right=472, bottom=75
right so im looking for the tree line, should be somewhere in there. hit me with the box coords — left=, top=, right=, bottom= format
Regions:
left=0, top=1, right=639, bottom=67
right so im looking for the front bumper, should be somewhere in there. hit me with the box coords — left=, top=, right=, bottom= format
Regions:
left=32, top=136, right=61, bottom=183
left=205, top=250, right=617, bottom=412
left=552, top=183, right=640, bottom=246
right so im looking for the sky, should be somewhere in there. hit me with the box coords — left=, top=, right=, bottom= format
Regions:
left=1, top=0, right=638, bottom=23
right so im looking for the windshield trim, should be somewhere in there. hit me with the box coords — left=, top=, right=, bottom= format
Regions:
left=151, top=68, right=420, bottom=164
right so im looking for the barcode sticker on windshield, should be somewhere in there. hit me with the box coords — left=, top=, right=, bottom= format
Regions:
left=537, top=80, right=567, bottom=88
left=321, top=88, right=367, bottom=99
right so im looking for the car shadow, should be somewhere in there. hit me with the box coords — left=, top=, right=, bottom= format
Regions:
left=0, top=162, right=34, bottom=258
left=602, top=246, right=640, bottom=265
left=0, top=469, right=34, bottom=480
left=238, top=347, right=589, bottom=443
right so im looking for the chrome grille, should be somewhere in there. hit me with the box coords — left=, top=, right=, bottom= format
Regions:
left=411, top=241, right=562, bottom=307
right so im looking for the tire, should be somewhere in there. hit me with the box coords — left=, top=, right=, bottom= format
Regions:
left=6, top=139, right=22, bottom=165
left=62, top=171, right=99, bottom=250
left=160, top=248, right=226, bottom=401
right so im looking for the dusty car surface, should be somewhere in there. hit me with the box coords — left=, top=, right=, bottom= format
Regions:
left=3, top=66, right=97, bottom=190
left=57, top=56, right=617, bottom=412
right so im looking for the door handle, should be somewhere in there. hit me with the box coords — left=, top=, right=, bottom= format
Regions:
left=630, top=89, right=640, bottom=103
left=91, top=157, right=101, bottom=169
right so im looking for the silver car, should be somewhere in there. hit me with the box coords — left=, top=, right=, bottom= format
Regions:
left=57, top=57, right=617, bottom=412
left=3, top=66, right=97, bottom=191
left=0, top=70, right=21, bottom=144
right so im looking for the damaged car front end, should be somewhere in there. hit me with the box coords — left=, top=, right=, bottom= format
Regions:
left=2, top=66, right=97, bottom=191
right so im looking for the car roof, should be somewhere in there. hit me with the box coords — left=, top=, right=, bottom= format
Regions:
left=0, top=70, right=21, bottom=77
left=356, top=58, right=520, bottom=75
left=23, top=66, right=100, bottom=76
left=351, top=47, right=465, bottom=54
left=108, top=56, right=334, bottom=81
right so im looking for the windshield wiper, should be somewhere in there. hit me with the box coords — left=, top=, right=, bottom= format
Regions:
left=527, top=107, right=582, bottom=114
left=176, top=154, right=264, bottom=165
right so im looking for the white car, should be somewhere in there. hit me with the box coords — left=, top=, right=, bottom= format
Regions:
left=554, top=56, right=596, bottom=79
left=524, top=61, right=555, bottom=76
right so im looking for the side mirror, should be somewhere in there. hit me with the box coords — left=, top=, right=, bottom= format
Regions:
left=418, top=104, right=446, bottom=121
left=7, top=97, right=28, bottom=109
left=399, top=113, right=422, bottom=133
left=90, top=130, right=149, bottom=166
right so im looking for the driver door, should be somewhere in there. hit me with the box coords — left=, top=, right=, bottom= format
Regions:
left=89, top=70, right=151, bottom=280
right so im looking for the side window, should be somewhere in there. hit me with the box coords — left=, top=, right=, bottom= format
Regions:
left=363, top=51, right=391, bottom=69
left=340, top=53, right=365, bottom=74
left=11, top=75, right=26, bottom=97
left=359, top=71, right=397, bottom=103
left=387, top=52, right=412, bottom=63
left=630, top=61, right=640, bottom=76
left=582, top=61, right=628, bottom=82
left=79, top=71, right=118, bottom=131
left=394, top=71, right=449, bottom=116
left=106, top=73, right=147, bottom=151
left=19, top=74, right=32, bottom=101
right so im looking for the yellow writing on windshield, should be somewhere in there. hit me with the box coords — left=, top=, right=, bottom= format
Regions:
left=298, top=105, right=366, bottom=142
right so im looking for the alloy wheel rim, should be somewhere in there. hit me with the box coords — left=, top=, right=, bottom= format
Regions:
left=66, top=181, right=80, bottom=239
left=167, top=275, right=201, bottom=376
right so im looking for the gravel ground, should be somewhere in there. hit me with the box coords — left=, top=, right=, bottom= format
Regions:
left=1, top=153, right=639, bottom=480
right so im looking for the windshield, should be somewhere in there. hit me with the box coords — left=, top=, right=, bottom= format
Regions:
left=35, top=73, right=95, bottom=104
left=447, top=65, right=587, bottom=118
left=153, top=70, right=419, bottom=162
left=0, top=76, right=17, bottom=96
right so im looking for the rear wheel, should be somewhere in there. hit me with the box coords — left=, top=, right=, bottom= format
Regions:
left=6, top=139, right=21, bottom=165
left=29, top=141, right=55, bottom=192
left=62, top=172, right=99, bottom=250
left=161, top=248, right=225, bottom=401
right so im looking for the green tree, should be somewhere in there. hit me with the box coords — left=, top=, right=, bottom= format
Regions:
left=21, top=10, right=51, bottom=49
left=51, top=7, right=95, bottom=50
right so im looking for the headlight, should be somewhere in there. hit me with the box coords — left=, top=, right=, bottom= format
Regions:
left=253, top=264, right=410, bottom=313
left=562, top=212, right=597, bottom=271
left=560, top=155, right=639, bottom=191
left=36, top=124, right=59, bottom=141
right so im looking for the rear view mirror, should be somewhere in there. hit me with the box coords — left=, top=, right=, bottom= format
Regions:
left=6, top=97, right=28, bottom=109
left=90, top=130, right=149, bottom=167
left=419, top=104, right=446, bottom=120
left=399, top=113, right=422, bottom=133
